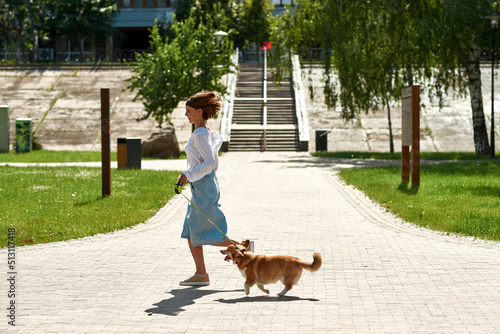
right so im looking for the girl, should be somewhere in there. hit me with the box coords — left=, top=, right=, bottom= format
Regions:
left=178, top=90, right=241, bottom=286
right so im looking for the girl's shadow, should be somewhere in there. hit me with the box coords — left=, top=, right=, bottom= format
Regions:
left=145, top=287, right=244, bottom=316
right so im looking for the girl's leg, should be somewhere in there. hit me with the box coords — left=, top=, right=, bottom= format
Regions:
left=188, top=239, right=207, bottom=275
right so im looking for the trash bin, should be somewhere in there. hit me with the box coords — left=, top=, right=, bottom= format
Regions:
left=126, top=137, right=141, bottom=169
left=117, top=138, right=127, bottom=169
left=0, top=106, right=9, bottom=153
left=315, top=130, right=328, bottom=152
left=16, top=118, right=32, bottom=153
left=117, top=137, right=142, bottom=169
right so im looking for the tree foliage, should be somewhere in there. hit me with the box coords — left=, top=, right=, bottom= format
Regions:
left=49, top=0, right=118, bottom=60
left=125, top=6, right=234, bottom=128
left=271, top=0, right=498, bottom=154
left=0, top=0, right=118, bottom=62
left=236, top=0, right=274, bottom=48
left=173, top=0, right=274, bottom=51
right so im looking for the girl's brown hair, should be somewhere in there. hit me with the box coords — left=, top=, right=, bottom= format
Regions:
left=185, top=91, right=222, bottom=120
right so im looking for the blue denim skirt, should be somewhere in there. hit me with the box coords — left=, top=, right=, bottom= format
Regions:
left=181, top=171, right=228, bottom=247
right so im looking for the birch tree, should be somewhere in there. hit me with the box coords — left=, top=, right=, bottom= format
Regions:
left=434, top=0, right=494, bottom=154
left=271, top=0, right=495, bottom=154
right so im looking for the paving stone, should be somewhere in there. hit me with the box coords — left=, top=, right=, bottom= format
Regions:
left=1, top=152, right=499, bottom=333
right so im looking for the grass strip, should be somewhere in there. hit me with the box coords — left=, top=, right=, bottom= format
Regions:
left=0, top=166, right=180, bottom=247
left=0, top=150, right=117, bottom=163
left=338, top=161, right=500, bottom=242
left=312, top=151, right=491, bottom=161
left=0, top=150, right=186, bottom=163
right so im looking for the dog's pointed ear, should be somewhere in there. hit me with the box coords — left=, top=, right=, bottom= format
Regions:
left=241, top=240, right=251, bottom=249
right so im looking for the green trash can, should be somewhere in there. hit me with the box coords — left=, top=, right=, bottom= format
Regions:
left=16, top=118, right=32, bottom=153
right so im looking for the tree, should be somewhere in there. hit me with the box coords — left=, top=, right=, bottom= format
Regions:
left=353, top=1, right=440, bottom=153
left=236, top=0, right=274, bottom=49
left=0, top=0, right=118, bottom=63
left=271, top=0, right=495, bottom=154
left=0, top=0, right=32, bottom=61
left=172, top=0, right=193, bottom=22
left=53, top=0, right=118, bottom=62
left=434, top=0, right=495, bottom=154
left=125, top=9, right=234, bottom=128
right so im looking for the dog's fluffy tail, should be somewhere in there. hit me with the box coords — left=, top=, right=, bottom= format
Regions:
left=301, top=252, right=322, bottom=272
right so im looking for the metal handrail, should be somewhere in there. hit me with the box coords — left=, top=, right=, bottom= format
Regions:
left=291, top=55, right=310, bottom=149
left=220, top=48, right=239, bottom=147
left=262, top=46, right=268, bottom=150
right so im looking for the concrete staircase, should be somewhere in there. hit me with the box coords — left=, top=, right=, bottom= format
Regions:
left=228, top=63, right=299, bottom=151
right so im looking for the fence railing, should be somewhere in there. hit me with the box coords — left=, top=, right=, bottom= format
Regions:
left=291, top=54, right=310, bottom=151
left=220, top=48, right=239, bottom=151
left=0, top=47, right=148, bottom=64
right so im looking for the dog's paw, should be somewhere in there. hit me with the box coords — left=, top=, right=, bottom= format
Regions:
left=277, top=288, right=288, bottom=297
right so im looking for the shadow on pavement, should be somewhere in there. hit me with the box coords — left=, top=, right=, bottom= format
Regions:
left=216, top=295, right=319, bottom=303
left=255, top=156, right=399, bottom=171
left=145, top=287, right=244, bottom=316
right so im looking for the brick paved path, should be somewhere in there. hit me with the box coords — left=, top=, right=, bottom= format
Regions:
left=2, top=152, right=499, bottom=333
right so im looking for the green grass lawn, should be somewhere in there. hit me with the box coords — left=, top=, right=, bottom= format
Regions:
left=312, top=151, right=490, bottom=160
left=0, top=166, right=181, bottom=247
left=0, top=150, right=186, bottom=163
left=338, top=161, right=500, bottom=242
left=0, top=150, right=117, bottom=163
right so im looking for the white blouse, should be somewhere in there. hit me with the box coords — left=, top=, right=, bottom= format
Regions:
left=184, top=127, right=223, bottom=183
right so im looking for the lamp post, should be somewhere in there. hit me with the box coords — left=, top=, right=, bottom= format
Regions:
left=486, top=13, right=500, bottom=158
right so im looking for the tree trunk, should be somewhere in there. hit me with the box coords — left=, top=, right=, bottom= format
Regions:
left=467, top=42, right=490, bottom=155
left=385, top=95, right=394, bottom=153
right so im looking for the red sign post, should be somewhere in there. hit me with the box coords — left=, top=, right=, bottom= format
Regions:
left=261, top=41, right=272, bottom=51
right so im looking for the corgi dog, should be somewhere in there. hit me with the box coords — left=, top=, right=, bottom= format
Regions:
left=221, top=240, right=322, bottom=297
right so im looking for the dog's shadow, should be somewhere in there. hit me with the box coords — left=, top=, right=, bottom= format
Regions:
left=216, top=295, right=320, bottom=303
left=145, top=287, right=245, bottom=316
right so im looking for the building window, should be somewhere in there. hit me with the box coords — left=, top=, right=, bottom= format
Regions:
left=134, top=0, right=143, bottom=7
left=122, top=0, right=131, bottom=7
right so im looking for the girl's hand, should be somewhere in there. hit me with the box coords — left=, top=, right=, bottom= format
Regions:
left=178, top=173, right=189, bottom=185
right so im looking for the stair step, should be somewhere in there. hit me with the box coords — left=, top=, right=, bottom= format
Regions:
left=229, top=62, right=301, bottom=151
left=228, top=128, right=299, bottom=151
